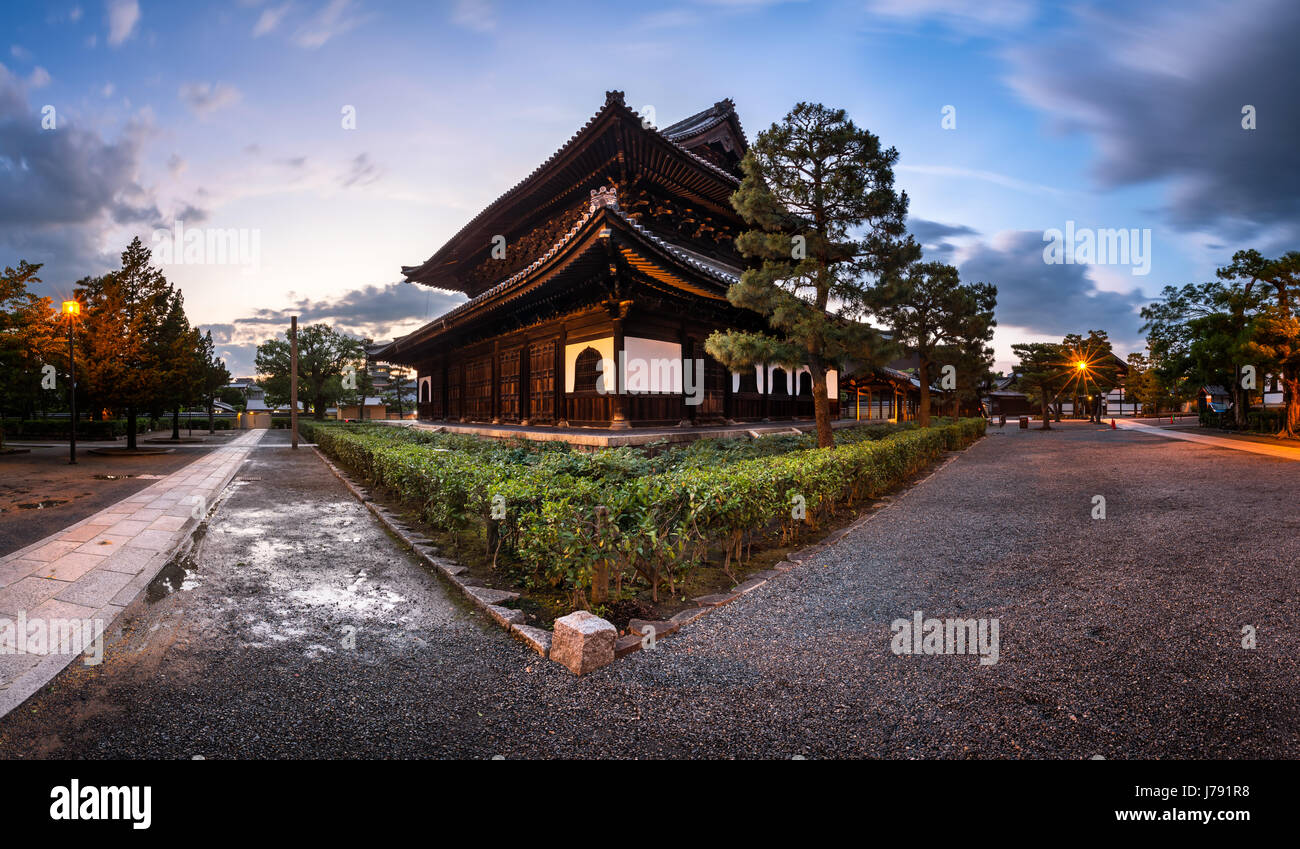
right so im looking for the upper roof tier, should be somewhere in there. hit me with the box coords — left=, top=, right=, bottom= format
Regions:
left=401, top=91, right=749, bottom=298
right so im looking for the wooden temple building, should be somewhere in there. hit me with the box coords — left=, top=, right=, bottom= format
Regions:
left=375, top=92, right=929, bottom=431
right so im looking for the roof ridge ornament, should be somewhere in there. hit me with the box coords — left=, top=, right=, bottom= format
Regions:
left=589, top=185, right=619, bottom=212
left=605, top=90, right=625, bottom=106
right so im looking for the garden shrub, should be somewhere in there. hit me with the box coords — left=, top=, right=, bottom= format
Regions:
left=302, top=418, right=986, bottom=601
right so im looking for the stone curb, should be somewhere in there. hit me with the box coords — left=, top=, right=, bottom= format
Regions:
left=312, top=447, right=547, bottom=658
left=312, top=434, right=983, bottom=670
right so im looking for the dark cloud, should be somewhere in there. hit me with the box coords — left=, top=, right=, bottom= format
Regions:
left=909, top=217, right=979, bottom=243
left=234, top=280, right=464, bottom=336
left=215, top=281, right=464, bottom=377
left=341, top=152, right=379, bottom=188
left=958, top=230, right=1148, bottom=345
left=1007, top=0, right=1300, bottom=240
left=0, top=63, right=157, bottom=286
left=178, top=82, right=241, bottom=116
left=908, top=217, right=980, bottom=263
left=173, top=203, right=209, bottom=224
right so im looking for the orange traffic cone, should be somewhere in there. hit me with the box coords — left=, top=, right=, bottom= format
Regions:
left=1110, top=418, right=1116, bottom=429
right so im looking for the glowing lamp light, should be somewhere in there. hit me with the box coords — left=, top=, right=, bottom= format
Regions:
left=1075, top=361, right=1087, bottom=371
left=61, top=300, right=80, bottom=316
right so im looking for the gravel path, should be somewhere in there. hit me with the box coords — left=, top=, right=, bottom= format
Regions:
left=0, top=423, right=1295, bottom=759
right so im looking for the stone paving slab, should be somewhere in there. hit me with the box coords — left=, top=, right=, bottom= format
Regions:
left=1116, top=418, right=1300, bottom=461
left=0, top=428, right=266, bottom=716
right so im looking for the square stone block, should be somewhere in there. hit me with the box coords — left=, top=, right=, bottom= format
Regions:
left=549, top=610, right=616, bottom=676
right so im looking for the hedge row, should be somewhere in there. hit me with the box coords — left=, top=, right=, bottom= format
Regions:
left=1199, top=408, right=1285, bottom=433
left=301, top=418, right=985, bottom=601
left=0, top=418, right=151, bottom=439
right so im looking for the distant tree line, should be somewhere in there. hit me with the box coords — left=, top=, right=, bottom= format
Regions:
left=1, top=238, right=230, bottom=450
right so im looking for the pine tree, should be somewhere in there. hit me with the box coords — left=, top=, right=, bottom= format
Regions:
left=706, top=102, right=919, bottom=448
left=871, top=261, right=996, bottom=426
left=1012, top=342, right=1067, bottom=430
left=197, top=331, right=231, bottom=433
left=1217, top=250, right=1300, bottom=437
left=77, top=238, right=175, bottom=449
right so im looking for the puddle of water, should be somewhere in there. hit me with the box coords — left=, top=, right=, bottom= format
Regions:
left=16, top=500, right=67, bottom=509
left=146, top=554, right=203, bottom=602
left=93, top=473, right=165, bottom=480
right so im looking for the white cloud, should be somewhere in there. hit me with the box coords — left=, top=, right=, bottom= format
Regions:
left=866, top=0, right=1036, bottom=32
left=293, top=0, right=365, bottom=48
left=28, top=67, right=51, bottom=88
left=179, top=81, right=242, bottom=116
left=253, top=2, right=294, bottom=37
left=107, top=0, right=141, bottom=46
left=451, top=0, right=495, bottom=32
left=10, top=45, right=33, bottom=61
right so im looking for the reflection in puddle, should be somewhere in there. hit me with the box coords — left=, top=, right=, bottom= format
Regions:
left=147, top=553, right=203, bottom=601
left=93, top=473, right=165, bottom=480
left=16, top=500, right=67, bottom=509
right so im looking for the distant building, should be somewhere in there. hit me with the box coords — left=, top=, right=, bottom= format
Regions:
left=336, top=397, right=386, bottom=421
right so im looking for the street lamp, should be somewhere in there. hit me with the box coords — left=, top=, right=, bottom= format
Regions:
left=60, top=300, right=79, bottom=464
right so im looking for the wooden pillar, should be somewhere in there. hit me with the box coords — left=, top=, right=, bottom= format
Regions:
left=519, top=341, right=531, bottom=426
left=555, top=325, right=568, bottom=427
left=610, top=310, right=630, bottom=429
left=679, top=325, right=693, bottom=427
left=762, top=364, right=771, bottom=421
left=491, top=339, right=501, bottom=424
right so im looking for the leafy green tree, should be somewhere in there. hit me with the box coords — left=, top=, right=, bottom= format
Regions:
left=1060, top=330, right=1119, bottom=422
left=1217, top=249, right=1300, bottom=437
left=255, top=324, right=366, bottom=420
left=1142, top=281, right=1267, bottom=426
left=382, top=365, right=415, bottom=420
left=197, top=331, right=231, bottom=432
left=338, top=342, right=376, bottom=421
left=1, top=261, right=61, bottom=448
left=1012, top=342, right=1067, bottom=430
left=156, top=288, right=203, bottom=439
left=871, top=261, right=996, bottom=426
left=705, top=102, right=919, bottom=447
left=219, top=385, right=247, bottom=411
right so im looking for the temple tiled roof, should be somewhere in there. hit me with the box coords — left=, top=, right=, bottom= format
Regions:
left=374, top=198, right=741, bottom=361
left=400, top=92, right=744, bottom=294
left=662, top=98, right=747, bottom=148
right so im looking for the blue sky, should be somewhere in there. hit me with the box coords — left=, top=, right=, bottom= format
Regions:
left=3, top=0, right=1297, bottom=376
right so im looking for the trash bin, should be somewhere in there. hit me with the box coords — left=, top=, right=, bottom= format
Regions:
left=1019, top=416, right=1029, bottom=429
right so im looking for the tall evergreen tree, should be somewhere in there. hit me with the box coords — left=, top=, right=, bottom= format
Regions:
left=1217, top=249, right=1300, bottom=437
left=77, top=238, right=175, bottom=449
left=1012, top=342, right=1067, bottom=430
left=870, top=261, right=996, bottom=426
left=705, top=102, right=919, bottom=448
left=0, top=261, right=61, bottom=448
left=197, top=331, right=231, bottom=433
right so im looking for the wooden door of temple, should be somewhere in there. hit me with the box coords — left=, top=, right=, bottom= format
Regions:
left=528, top=341, right=555, bottom=424
left=447, top=362, right=463, bottom=420
left=498, top=348, right=521, bottom=423
left=465, top=356, right=492, bottom=421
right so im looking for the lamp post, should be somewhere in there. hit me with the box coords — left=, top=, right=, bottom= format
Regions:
left=61, top=300, right=80, bottom=464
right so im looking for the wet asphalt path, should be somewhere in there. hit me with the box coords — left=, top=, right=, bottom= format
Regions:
left=0, top=423, right=1295, bottom=759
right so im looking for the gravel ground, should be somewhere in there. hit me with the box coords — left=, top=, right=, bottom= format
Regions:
left=0, top=423, right=1295, bottom=759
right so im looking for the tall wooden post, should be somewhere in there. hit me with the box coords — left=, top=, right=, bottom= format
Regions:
left=290, top=316, right=299, bottom=449
left=610, top=306, right=630, bottom=429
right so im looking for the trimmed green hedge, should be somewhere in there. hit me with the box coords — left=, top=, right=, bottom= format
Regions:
left=0, top=418, right=150, bottom=439
left=301, top=418, right=985, bottom=600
